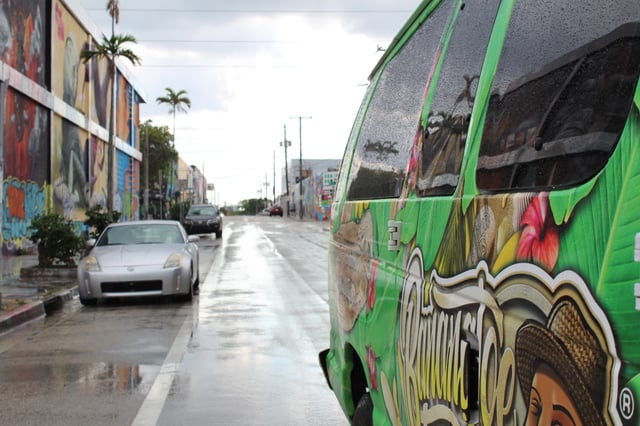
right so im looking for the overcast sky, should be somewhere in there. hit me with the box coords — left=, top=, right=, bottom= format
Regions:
left=74, top=0, right=419, bottom=206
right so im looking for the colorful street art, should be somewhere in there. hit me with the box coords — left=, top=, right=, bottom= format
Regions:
left=2, top=178, right=48, bottom=254
left=1, top=0, right=143, bottom=250
left=0, top=0, right=47, bottom=86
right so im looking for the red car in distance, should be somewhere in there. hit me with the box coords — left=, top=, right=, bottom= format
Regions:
left=269, top=206, right=283, bottom=217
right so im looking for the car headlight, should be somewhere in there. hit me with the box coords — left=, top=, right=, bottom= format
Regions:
left=183, top=219, right=192, bottom=225
left=164, top=253, right=184, bottom=268
left=83, top=256, right=101, bottom=272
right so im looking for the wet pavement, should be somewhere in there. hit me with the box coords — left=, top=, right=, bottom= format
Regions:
left=0, top=216, right=344, bottom=424
left=0, top=215, right=329, bottom=335
left=0, top=252, right=77, bottom=334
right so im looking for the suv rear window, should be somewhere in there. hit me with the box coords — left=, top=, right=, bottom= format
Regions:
left=188, top=205, right=218, bottom=215
left=477, top=1, right=640, bottom=191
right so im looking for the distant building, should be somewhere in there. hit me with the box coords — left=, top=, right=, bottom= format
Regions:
left=281, top=159, right=340, bottom=220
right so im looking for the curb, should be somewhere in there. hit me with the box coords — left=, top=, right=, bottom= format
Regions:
left=20, top=265, right=77, bottom=279
left=0, top=300, right=45, bottom=336
left=0, top=286, right=77, bottom=336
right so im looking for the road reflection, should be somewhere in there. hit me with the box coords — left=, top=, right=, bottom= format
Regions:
left=0, top=361, right=157, bottom=395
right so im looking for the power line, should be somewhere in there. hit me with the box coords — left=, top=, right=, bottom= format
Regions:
left=138, top=39, right=298, bottom=44
left=88, top=8, right=413, bottom=14
left=140, top=64, right=295, bottom=69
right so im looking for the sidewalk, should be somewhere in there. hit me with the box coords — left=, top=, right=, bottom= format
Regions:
left=0, top=253, right=77, bottom=335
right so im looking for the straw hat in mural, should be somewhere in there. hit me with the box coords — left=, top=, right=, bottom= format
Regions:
left=515, top=297, right=613, bottom=426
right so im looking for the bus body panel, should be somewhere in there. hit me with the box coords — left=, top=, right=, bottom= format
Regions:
left=322, top=0, right=640, bottom=424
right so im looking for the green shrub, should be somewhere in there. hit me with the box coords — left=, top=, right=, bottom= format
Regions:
left=83, top=205, right=120, bottom=238
left=29, top=213, right=85, bottom=267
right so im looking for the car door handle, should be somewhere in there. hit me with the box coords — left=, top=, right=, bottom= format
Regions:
left=388, top=220, right=402, bottom=252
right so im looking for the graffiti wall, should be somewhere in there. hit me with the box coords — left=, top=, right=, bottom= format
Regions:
left=0, top=0, right=47, bottom=87
left=1, top=0, right=144, bottom=251
left=51, top=0, right=109, bottom=220
left=2, top=91, right=49, bottom=253
left=0, top=0, right=49, bottom=252
left=49, top=0, right=140, bottom=221
left=52, top=115, right=92, bottom=220
left=53, top=0, right=110, bottom=129
left=116, top=73, right=132, bottom=143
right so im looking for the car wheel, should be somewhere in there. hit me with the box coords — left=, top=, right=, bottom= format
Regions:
left=182, top=282, right=193, bottom=302
left=352, top=393, right=373, bottom=426
left=79, top=296, right=97, bottom=306
left=215, top=229, right=222, bottom=239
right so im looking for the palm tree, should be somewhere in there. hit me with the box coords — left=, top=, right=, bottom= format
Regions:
left=80, top=33, right=141, bottom=219
left=106, top=0, right=119, bottom=35
left=156, top=88, right=191, bottom=212
left=156, top=88, right=192, bottom=146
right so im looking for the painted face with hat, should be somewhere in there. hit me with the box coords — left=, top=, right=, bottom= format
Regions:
left=515, top=297, right=613, bottom=426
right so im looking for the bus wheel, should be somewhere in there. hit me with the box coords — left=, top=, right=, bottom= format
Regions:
left=352, top=393, right=373, bottom=426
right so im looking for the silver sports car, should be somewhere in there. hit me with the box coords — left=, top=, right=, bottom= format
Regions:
left=77, top=220, right=200, bottom=306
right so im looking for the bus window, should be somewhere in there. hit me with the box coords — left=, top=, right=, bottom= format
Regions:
left=477, top=1, right=640, bottom=191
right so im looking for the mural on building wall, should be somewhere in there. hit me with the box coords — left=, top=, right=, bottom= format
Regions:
left=116, top=72, right=132, bottom=143
left=53, top=116, right=90, bottom=219
left=0, top=0, right=47, bottom=87
left=4, top=90, right=48, bottom=183
left=2, top=178, right=48, bottom=254
left=121, top=159, right=139, bottom=221
left=53, top=3, right=90, bottom=220
left=117, top=75, right=141, bottom=220
left=54, top=0, right=110, bottom=127
left=0, top=0, right=49, bottom=251
left=53, top=1, right=83, bottom=110
left=2, top=89, right=49, bottom=252
left=88, top=134, right=107, bottom=208
left=51, top=0, right=112, bottom=220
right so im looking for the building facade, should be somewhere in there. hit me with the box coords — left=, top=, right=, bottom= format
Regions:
left=282, top=158, right=339, bottom=220
left=1, top=0, right=146, bottom=254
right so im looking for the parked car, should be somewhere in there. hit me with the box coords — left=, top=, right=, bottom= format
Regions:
left=319, top=0, right=640, bottom=424
left=259, top=208, right=271, bottom=216
left=77, top=220, right=200, bottom=306
left=182, top=204, right=223, bottom=238
left=269, top=205, right=283, bottom=216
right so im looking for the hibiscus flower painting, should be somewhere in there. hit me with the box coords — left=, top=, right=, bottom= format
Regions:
left=517, top=192, right=560, bottom=271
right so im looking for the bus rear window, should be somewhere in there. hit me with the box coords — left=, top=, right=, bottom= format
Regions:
left=477, top=1, right=640, bottom=192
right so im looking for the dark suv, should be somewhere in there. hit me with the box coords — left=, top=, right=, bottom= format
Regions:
left=182, top=204, right=223, bottom=238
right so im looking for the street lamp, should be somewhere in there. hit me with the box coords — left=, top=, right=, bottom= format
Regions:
left=290, top=115, right=311, bottom=220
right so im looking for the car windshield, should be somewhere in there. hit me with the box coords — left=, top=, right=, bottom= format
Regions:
left=188, top=206, right=217, bottom=216
left=96, top=224, right=184, bottom=246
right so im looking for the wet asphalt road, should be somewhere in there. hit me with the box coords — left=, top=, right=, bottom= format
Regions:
left=0, top=216, right=347, bottom=425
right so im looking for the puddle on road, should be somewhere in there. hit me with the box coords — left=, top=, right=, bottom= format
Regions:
left=0, top=361, right=158, bottom=395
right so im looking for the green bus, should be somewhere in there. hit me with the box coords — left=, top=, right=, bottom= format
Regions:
left=319, top=0, right=640, bottom=424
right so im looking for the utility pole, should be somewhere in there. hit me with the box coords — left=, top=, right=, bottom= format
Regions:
left=290, top=115, right=312, bottom=220
left=272, top=150, right=276, bottom=205
left=280, top=124, right=291, bottom=215
left=144, top=122, right=149, bottom=219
